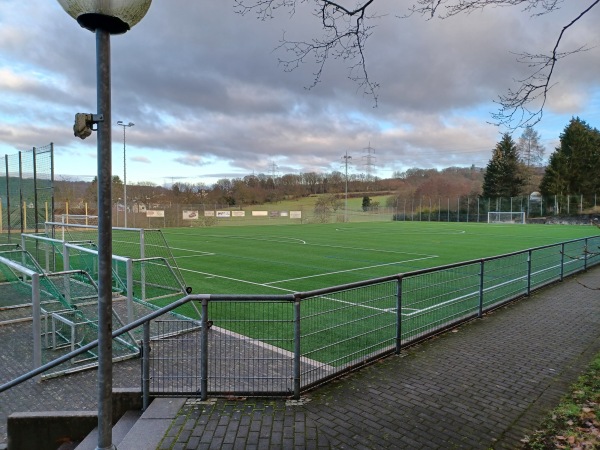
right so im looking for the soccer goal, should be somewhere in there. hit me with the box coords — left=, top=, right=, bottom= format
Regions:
left=487, top=212, right=526, bottom=224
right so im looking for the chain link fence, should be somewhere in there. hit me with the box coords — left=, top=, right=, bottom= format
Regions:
left=54, top=191, right=600, bottom=228
left=0, top=144, right=54, bottom=241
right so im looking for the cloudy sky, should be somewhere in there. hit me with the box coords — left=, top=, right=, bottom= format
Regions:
left=0, top=1, right=599, bottom=187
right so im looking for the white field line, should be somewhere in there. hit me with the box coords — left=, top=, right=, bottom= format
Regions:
left=335, top=226, right=466, bottom=235
left=303, top=241, right=436, bottom=258
left=165, top=232, right=307, bottom=245
left=265, top=255, right=438, bottom=285
left=402, top=271, right=532, bottom=317
left=212, top=326, right=334, bottom=372
left=179, top=267, right=295, bottom=293
left=174, top=254, right=215, bottom=260
left=402, top=290, right=480, bottom=317
left=169, top=232, right=435, bottom=258
left=169, top=246, right=215, bottom=257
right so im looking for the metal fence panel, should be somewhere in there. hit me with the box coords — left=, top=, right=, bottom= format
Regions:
left=300, top=281, right=397, bottom=386
left=482, top=253, right=529, bottom=308
left=563, top=240, right=587, bottom=276
left=402, top=263, right=481, bottom=342
left=149, top=319, right=201, bottom=395
left=206, top=300, right=295, bottom=395
left=530, top=245, right=562, bottom=289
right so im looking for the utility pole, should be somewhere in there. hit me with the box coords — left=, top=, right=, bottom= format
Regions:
left=268, top=161, right=279, bottom=190
left=362, top=142, right=376, bottom=184
left=343, top=152, right=352, bottom=222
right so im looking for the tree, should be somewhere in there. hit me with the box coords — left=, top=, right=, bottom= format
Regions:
left=313, top=194, right=342, bottom=222
left=84, top=175, right=124, bottom=205
left=517, top=127, right=545, bottom=168
left=235, top=0, right=599, bottom=127
left=539, top=117, right=600, bottom=197
left=362, top=196, right=371, bottom=211
left=517, top=126, right=545, bottom=194
left=482, top=133, right=525, bottom=198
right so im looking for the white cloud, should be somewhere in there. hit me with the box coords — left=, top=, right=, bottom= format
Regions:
left=0, top=0, right=598, bottom=185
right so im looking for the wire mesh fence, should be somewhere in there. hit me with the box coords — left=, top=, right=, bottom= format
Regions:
left=2, top=235, right=600, bottom=397
left=51, top=190, right=600, bottom=229
left=142, top=235, right=600, bottom=398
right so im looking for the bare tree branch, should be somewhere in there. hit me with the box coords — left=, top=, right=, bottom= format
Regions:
left=235, top=0, right=380, bottom=104
left=490, top=0, right=599, bottom=128
left=235, top=0, right=599, bottom=127
left=408, top=0, right=563, bottom=19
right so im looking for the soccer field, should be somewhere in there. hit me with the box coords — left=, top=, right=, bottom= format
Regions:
left=161, top=221, right=599, bottom=295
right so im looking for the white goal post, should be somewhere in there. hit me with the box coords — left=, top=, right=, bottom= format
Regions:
left=487, top=212, right=526, bottom=224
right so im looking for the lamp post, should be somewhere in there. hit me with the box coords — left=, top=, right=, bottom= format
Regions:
left=117, top=121, right=134, bottom=228
left=117, top=198, right=122, bottom=227
left=55, top=2, right=151, bottom=449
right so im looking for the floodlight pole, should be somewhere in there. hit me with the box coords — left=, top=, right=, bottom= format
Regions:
left=96, top=28, right=115, bottom=450
left=117, top=120, right=134, bottom=228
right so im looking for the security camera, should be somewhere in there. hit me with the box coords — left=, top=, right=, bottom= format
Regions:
left=73, top=113, right=103, bottom=139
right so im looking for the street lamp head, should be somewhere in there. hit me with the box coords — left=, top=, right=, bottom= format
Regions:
left=117, top=121, right=135, bottom=127
left=56, top=0, right=152, bottom=34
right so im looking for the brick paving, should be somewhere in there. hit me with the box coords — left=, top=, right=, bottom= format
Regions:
left=1, top=266, right=599, bottom=449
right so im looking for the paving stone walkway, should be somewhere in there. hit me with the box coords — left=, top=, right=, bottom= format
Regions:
left=160, top=267, right=600, bottom=449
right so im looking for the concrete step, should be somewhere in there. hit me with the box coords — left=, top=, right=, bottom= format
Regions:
left=75, top=410, right=142, bottom=450
left=75, top=398, right=186, bottom=450
left=118, top=398, right=186, bottom=450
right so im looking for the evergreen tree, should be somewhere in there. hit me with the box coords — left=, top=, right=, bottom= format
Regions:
left=539, top=117, right=600, bottom=197
left=482, top=133, right=524, bottom=198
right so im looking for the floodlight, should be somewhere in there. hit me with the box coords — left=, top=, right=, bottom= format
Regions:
left=56, top=0, right=152, bottom=34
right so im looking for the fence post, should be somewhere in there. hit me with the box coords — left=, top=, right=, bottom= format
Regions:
left=140, top=229, right=146, bottom=300
left=560, top=243, right=565, bottom=281
left=478, top=261, right=484, bottom=318
left=527, top=250, right=532, bottom=296
left=584, top=238, right=589, bottom=271
left=126, top=258, right=134, bottom=323
left=32, top=272, right=42, bottom=382
left=62, top=242, right=71, bottom=304
left=293, top=297, right=301, bottom=399
left=142, top=321, right=150, bottom=411
left=200, top=298, right=209, bottom=401
left=395, top=276, right=403, bottom=353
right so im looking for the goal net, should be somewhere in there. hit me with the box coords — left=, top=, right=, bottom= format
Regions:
left=487, top=212, right=526, bottom=224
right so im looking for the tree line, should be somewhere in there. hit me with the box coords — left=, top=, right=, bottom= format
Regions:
left=53, top=117, right=599, bottom=214
left=482, top=117, right=600, bottom=206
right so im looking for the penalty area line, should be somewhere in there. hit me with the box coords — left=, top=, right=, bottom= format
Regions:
left=265, top=255, right=439, bottom=285
left=178, top=267, right=295, bottom=293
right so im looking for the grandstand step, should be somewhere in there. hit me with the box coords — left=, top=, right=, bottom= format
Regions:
left=74, top=398, right=185, bottom=450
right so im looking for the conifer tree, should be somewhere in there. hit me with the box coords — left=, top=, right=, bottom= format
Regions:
left=482, top=133, right=524, bottom=198
left=540, top=117, right=600, bottom=197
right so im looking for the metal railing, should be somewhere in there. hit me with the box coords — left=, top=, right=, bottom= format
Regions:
left=1, top=236, right=599, bottom=402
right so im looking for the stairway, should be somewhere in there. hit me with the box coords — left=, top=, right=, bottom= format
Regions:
left=75, top=398, right=186, bottom=450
